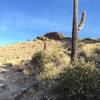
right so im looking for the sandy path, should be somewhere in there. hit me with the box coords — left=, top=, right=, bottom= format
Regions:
left=0, top=65, right=34, bottom=100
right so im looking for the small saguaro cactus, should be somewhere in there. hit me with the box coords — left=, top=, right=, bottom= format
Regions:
left=71, top=0, right=86, bottom=62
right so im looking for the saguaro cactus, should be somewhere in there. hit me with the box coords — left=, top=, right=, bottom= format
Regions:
left=71, top=0, right=86, bottom=62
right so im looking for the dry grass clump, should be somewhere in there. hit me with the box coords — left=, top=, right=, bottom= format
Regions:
left=81, top=43, right=100, bottom=57
left=52, top=60, right=100, bottom=100
left=0, top=40, right=64, bottom=65
left=79, top=43, right=100, bottom=62
left=22, top=48, right=70, bottom=97
left=28, top=48, right=70, bottom=80
left=94, top=48, right=100, bottom=55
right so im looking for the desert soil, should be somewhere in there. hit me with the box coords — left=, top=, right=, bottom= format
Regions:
left=0, top=64, right=34, bottom=100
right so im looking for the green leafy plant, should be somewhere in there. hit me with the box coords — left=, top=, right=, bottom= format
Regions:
left=52, top=61, right=100, bottom=100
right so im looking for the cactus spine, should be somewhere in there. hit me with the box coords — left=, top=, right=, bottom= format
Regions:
left=71, top=0, right=86, bottom=62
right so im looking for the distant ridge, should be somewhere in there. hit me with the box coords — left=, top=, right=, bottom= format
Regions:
left=36, top=32, right=99, bottom=44
left=81, top=38, right=97, bottom=44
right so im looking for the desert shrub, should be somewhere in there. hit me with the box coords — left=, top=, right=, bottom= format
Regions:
left=78, top=51, right=87, bottom=59
left=82, top=44, right=96, bottom=57
left=28, top=49, right=70, bottom=79
left=67, top=45, right=72, bottom=51
left=78, top=41, right=85, bottom=48
left=96, top=38, right=100, bottom=43
left=94, top=48, right=100, bottom=55
left=78, top=51, right=95, bottom=62
left=78, top=44, right=100, bottom=63
left=50, top=49, right=70, bottom=67
left=93, top=48, right=100, bottom=63
left=30, top=49, right=70, bottom=69
left=81, top=44, right=100, bottom=56
left=30, top=51, right=47, bottom=68
left=25, top=50, right=70, bottom=93
left=52, top=61, right=100, bottom=100
left=67, top=42, right=85, bottom=56
left=85, top=48, right=100, bottom=62
left=29, top=51, right=51, bottom=74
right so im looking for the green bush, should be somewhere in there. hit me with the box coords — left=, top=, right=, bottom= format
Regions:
left=52, top=61, right=100, bottom=100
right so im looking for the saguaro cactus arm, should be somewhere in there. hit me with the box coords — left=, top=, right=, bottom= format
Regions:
left=78, top=10, right=87, bottom=31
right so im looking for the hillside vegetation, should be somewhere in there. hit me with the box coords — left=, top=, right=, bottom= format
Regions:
left=0, top=39, right=99, bottom=65
left=0, top=40, right=64, bottom=65
left=0, top=38, right=100, bottom=100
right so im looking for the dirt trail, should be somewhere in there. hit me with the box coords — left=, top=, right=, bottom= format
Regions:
left=0, top=65, right=34, bottom=100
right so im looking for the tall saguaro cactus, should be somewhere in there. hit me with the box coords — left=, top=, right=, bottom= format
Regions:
left=71, top=0, right=86, bottom=62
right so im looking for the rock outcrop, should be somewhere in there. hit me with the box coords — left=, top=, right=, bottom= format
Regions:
left=37, top=32, right=65, bottom=41
left=44, top=32, right=65, bottom=40
left=81, top=38, right=97, bottom=44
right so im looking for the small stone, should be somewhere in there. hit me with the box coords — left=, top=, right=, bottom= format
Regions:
left=0, top=84, right=7, bottom=89
left=23, top=69, right=30, bottom=75
left=0, top=83, right=4, bottom=87
left=1, top=68, right=10, bottom=72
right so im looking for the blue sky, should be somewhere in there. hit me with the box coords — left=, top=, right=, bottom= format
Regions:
left=0, top=0, right=99, bottom=45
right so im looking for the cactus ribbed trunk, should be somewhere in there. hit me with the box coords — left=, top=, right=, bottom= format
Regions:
left=71, top=0, right=78, bottom=62
left=70, top=0, right=86, bottom=62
